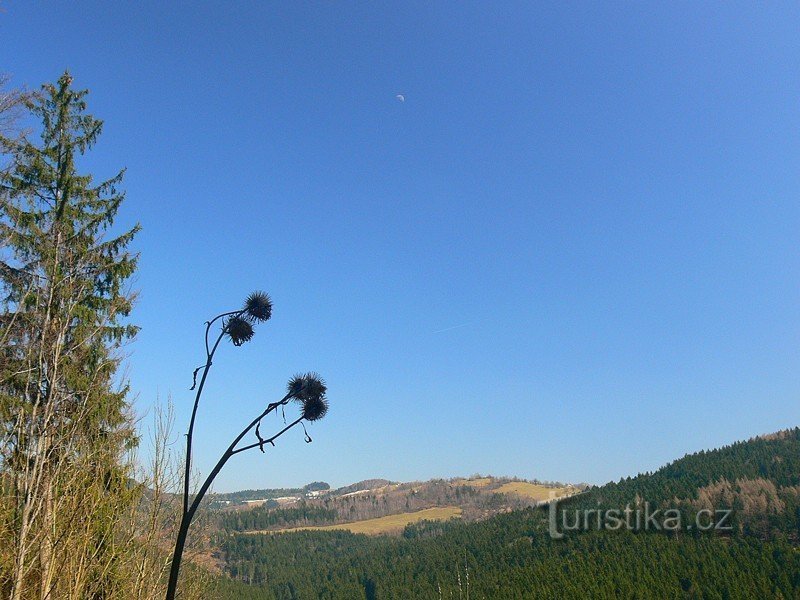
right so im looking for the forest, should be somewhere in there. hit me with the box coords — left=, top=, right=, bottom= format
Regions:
left=211, top=429, right=800, bottom=599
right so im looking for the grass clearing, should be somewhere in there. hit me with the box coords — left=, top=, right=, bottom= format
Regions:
left=456, top=477, right=493, bottom=488
left=251, top=507, right=462, bottom=536
left=495, top=482, right=574, bottom=501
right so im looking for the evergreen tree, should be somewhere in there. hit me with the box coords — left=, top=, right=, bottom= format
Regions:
left=0, top=72, right=140, bottom=599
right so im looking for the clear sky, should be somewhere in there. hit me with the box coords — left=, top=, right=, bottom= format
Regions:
left=3, top=2, right=799, bottom=491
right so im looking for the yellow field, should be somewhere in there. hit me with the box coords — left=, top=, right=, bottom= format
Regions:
left=455, top=477, right=493, bottom=488
left=253, top=507, right=462, bottom=536
left=495, top=482, right=573, bottom=501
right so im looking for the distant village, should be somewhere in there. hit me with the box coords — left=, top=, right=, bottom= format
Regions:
left=208, top=481, right=332, bottom=509
left=239, top=487, right=327, bottom=508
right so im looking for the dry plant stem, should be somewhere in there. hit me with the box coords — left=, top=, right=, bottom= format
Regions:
left=182, top=309, right=241, bottom=515
left=166, top=394, right=299, bottom=600
left=231, top=417, right=303, bottom=455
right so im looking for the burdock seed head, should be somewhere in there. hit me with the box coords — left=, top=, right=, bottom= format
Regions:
left=243, top=291, right=272, bottom=323
left=224, top=315, right=254, bottom=346
left=287, top=373, right=329, bottom=420
left=287, top=374, right=306, bottom=397
left=293, top=372, right=326, bottom=401
left=302, top=395, right=329, bottom=421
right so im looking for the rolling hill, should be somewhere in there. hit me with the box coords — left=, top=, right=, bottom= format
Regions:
left=211, top=428, right=800, bottom=599
left=215, top=475, right=578, bottom=534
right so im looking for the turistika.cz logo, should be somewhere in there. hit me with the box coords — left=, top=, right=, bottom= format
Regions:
left=548, top=497, right=733, bottom=539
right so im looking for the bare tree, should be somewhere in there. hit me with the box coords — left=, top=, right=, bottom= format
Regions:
left=0, top=74, right=28, bottom=144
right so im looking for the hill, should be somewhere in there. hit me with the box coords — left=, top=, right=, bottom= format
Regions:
left=331, top=479, right=395, bottom=496
left=214, top=475, right=577, bottom=533
left=211, top=428, right=800, bottom=599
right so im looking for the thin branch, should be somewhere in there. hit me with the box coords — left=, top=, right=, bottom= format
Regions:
left=232, top=415, right=302, bottom=456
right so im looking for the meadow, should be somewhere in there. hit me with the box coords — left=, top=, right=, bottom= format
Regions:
left=254, top=506, right=463, bottom=535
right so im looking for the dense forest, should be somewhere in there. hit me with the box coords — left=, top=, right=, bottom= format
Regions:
left=211, top=429, right=800, bottom=599
left=584, top=429, right=800, bottom=509
left=220, top=506, right=339, bottom=532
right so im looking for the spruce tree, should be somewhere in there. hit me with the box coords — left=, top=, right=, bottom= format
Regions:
left=0, top=72, right=140, bottom=599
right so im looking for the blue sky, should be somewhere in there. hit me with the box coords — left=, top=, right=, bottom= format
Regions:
left=3, top=2, right=799, bottom=491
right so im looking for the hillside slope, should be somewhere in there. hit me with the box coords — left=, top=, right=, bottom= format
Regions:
left=216, top=476, right=576, bottom=533
left=213, top=429, right=800, bottom=599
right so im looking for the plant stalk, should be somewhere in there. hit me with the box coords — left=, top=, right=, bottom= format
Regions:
left=182, top=310, right=240, bottom=515
left=166, top=394, right=298, bottom=600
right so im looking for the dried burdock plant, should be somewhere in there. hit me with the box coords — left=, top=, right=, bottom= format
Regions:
left=166, top=292, right=328, bottom=600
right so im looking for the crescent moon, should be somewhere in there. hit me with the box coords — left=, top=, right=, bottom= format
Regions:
left=396, top=94, right=405, bottom=102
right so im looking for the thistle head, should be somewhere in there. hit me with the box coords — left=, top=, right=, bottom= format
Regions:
left=224, top=316, right=254, bottom=346
left=243, top=291, right=272, bottom=323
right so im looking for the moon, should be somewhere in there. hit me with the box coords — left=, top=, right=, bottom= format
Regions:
left=396, top=94, right=405, bottom=102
